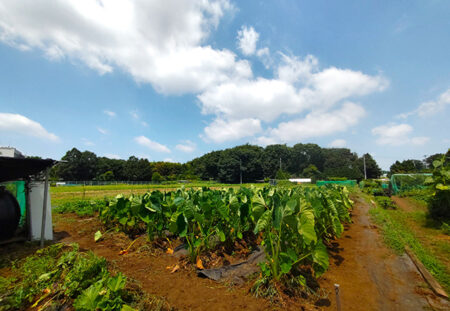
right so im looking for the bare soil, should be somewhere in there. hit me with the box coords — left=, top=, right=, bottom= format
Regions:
left=2, top=194, right=446, bottom=310
left=318, top=196, right=434, bottom=310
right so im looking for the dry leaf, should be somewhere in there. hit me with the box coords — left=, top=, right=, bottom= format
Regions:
left=196, top=257, right=205, bottom=270
left=166, top=247, right=174, bottom=254
left=119, top=250, right=129, bottom=255
left=171, top=264, right=180, bottom=273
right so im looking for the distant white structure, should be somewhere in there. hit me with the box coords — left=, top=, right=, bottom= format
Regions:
left=0, top=147, right=24, bottom=158
left=289, top=178, right=312, bottom=184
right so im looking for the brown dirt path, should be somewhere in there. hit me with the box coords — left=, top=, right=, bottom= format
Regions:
left=319, top=195, right=432, bottom=311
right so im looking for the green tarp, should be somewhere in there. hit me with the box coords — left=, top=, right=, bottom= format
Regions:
left=1, top=181, right=26, bottom=226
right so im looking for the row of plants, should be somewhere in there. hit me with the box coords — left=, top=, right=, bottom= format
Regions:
left=360, top=180, right=396, bottom=209
left=0, top=243, right=170, bottom=311
left=97, top=185, right=353, bottom=293
left=54, top=199, right=108, bottom=217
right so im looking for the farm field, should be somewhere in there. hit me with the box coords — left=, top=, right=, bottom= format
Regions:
left=2, top=184, right=449, bottom=310
left=50, top=182, right=267, bottom=206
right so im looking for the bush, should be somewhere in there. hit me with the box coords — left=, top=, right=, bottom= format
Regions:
left=375, top=196, right=396, bottom=209
left=426, top=153, right=450, bottom=220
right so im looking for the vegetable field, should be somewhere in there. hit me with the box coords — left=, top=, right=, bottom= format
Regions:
left=97, top=185, right=353, bottom=292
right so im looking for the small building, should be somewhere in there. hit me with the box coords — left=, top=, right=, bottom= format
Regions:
left=289, top=178, right=312, bottom=184
left=0, top=147, right=25, bottom=158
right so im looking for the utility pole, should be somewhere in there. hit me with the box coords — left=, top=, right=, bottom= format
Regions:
left=363, top=154, right=367, bottom=180
left=279, top=157, right=282, bottom=171
left=240, top=158, right=242, bottom=184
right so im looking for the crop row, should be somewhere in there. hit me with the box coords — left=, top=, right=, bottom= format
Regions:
left=98, top=185, right=353, bottom=287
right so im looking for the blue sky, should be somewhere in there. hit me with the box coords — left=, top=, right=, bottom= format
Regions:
left=0, top=0, right=449, bottom=170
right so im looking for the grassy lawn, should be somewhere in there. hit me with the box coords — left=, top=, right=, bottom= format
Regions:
left=367, top=194, right=450, bottom=294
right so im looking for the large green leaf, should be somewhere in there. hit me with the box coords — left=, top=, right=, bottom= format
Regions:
left=298, top=210, right=316, bottom=244
left=254, top=210, right=272, bottom=234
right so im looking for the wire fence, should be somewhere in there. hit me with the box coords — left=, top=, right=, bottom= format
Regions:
left=55, top=180, right=193, bottom=186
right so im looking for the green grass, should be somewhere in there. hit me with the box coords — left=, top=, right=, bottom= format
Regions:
left=369, top=204, right=450, bottom=294
left=50, top=182, right=266, bottom=193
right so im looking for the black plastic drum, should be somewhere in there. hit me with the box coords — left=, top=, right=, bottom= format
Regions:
left=0, top=188, right=21, bottom=240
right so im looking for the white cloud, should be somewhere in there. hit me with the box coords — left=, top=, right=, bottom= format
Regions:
left=256, top=47, right=272, bottom=69
left=0, top=113, right=59, bottom=141
left=104, top=153, right=121, bottom=159
left=103, top=110, right=116, bottom=117
left=0, top=0, right=251, bottom=95
left=134, top=135, right=171, bottom=153
left=164, top=158, right=176, bottom=163
left=371, top=123, right=429, bottom=146
left=176, top=140, right=196, bottom=153
left=202, top=118, right=262, bottom=143
left=198, top=54, right=387, bottom=142
left=0, top=1, right=389, bottom=146
left=81, top=138, right=95, bottom=146
left=97, top=127, right=108, bottom=135
left=237, top=25, right=259, bottom=55
left=256, top=102, right=365, bottom=144
left=141, top=121, right=148, bottom=127
left=398, top=88, right=450, bottom=119
left=329, top=139, right=347, bottom=148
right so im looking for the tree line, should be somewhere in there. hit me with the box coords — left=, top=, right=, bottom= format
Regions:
left=52, top=143, right=382, bottom=183
left=389, top=150, right=450, bottom=175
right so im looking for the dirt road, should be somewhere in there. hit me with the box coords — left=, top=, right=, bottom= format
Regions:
left=319, top=196, right=436, bottom=310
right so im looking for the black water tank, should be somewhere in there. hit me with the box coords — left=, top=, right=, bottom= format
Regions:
left=0, top=188, right=21, bottom=240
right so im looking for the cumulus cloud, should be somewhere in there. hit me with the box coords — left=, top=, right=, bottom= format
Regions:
left=398, top=88, right=450, bottom=119
left=0, top=0, right=250, bottom=95
left=237, top=25, right=259, bottom=55
left=0, top=112, right=59, bottom=141
left=176, top=140, right=196, bottom=153
left=134, top=135, right=171, bottom=153
left=256, top=47, right=272, bottom=69
left=103, top=110, right=116, bottom=117
left=329, top=139, right=347, bottom=148
left=255, top=102, right=365, bottom=145
left=371, top=123, right=429, bottom=146
left=199, top=54, right=387, bottom=143
left=203, top=118, right=262, bottom=143
left=0, top=1, right=389, bottom=145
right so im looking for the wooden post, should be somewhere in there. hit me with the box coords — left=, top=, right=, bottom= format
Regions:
left=40, top=168, right=50, bottom=248
left=335, top=284, right=341, bottom=311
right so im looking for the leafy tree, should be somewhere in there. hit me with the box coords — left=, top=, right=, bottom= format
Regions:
left=356, top=153, right=382, bottom=179
left=302, top=164, right=322, bottom=182
left=57, top=148, right=98, bottom=180
left=390, top=159, right=425, bottom=174
left=124, top=156, right=152, bottom=181
left=151, top=172, right=163, bottom=183
left=262, top=144, right=290, bottom=178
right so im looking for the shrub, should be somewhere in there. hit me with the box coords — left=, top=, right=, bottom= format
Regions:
left=425, top=153, right=450, bottom=220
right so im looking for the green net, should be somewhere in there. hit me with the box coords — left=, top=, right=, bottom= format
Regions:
left=316, top=180, right=357, bottom=187
left=390, top=174, right=431, bottom=194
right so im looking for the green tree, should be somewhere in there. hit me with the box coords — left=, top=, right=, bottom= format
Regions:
left=356, top=153, right=382, bottom=179
left=151, top=172, right=163, bottom=183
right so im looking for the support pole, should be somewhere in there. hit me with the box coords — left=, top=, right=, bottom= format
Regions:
left=335, top=283, right=341, bottom=311
left=363, top=155, right=367, bottom=180
left=25, top=178, right=31, bottom=241
left=239, top=159, right=242, bottom=185
left=40, top=168, right=50, bottom=248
